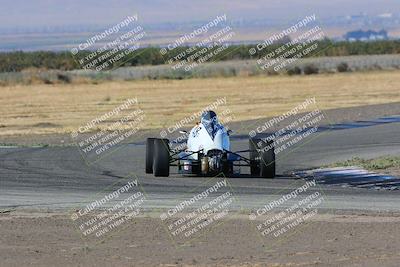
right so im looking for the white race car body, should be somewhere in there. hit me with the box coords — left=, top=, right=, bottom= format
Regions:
left=186, top=122, right=230, bottom=160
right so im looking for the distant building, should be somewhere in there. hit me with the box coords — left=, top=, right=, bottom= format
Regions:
left=344, top=29, right=388, bottom=41
left=378, top=13, right=393, bottom=19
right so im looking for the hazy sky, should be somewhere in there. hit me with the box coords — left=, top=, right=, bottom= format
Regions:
left=0, top=0, right=398, bottom=29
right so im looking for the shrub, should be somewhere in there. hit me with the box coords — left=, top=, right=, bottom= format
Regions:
left=303, top=64, right=319, bottom=75
left=286, top=66, right=302, bottom=75
left=371, top=63, right=382, bottom=70
left=41, top=78, right=53, bottom=84
left=57, top=73, right=71, bottom=83
left=337, top=62, right=349, bottom=72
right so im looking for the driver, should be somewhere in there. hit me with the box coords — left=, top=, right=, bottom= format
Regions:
left=200, top=110, right=221, bottom=139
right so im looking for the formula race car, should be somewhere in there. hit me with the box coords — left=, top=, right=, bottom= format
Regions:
left=146, top=111, right=275, bottom=178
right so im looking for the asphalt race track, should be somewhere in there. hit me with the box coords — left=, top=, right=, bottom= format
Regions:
left=1, top=118, right=400, bottom=213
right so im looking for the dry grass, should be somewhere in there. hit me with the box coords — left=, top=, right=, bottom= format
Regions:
left=1, top=70, right=400, bottom=136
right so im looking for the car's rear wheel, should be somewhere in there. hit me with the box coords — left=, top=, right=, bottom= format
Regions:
left=222, top=155, right=233, bottom=176
left=249, top=138, right=275, bottom=178
left=260, top=141, right=275, bottom=178
left=249, top=139, right=260, bottom=176
left=146, top=138, right=156, bottom=173
left=153, top=138, right=170, bottom=177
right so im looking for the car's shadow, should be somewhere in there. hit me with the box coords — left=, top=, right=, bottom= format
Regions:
left=167, top=173, right=295, bottom=180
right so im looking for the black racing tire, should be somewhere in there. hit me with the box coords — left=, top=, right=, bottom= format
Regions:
left=153, top=138, right=170, bottom=177
left=249, top=139, right=260, bottom=176
left=145, top=138, right=156, bottom=174
left=259, top=140, right=275, bottom=178
left=222, top=156, right=233, bottom=177
left=249, top=138, right=276, bottom=178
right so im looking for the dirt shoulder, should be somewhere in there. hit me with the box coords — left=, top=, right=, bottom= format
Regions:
left=1, top=211, right=400, bottom=267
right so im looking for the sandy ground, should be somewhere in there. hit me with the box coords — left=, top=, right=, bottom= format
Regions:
left=1, top=211, right=400, bottom=267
